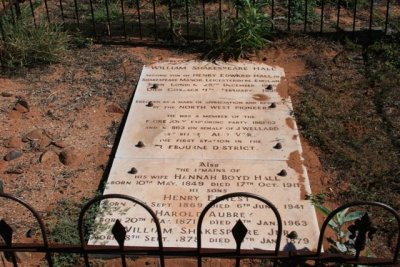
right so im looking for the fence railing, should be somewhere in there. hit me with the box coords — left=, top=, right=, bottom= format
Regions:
left=0, top=192, right=399, bottom=267
left=0, top=0, right=399, bottom=43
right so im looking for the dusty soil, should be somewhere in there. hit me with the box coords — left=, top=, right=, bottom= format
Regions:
left=0, top=40, right=331, bottom=266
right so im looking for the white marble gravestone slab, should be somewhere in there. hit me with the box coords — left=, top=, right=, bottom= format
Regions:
left=116, top=98, right=300, bottom=160
left=90, top=61, right=320, bottom=251
left=90, top=158, right=319, bottom=250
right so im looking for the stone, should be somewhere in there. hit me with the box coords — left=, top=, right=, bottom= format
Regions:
left=59, top=148, right=81, bottom=166
left=0, top=180, right=3, bottom=193
left=90, top=61, right=319, bottom=251
left=5, top=136, right=22, bottom=149
left=0, top=161, right=6, bottom=171
left=23, top=129, right=44, bottom=142
left=1, top=92, right=13, bottom=97
left=40, top=150, right=58, bottom=163
left=4, top=150, right=22, bottom=161
left=23, top=129, right=52, bottom=149
left=14, top=99, right=29, bottom=113
left=106, top=104, right=125, bottom=114
left=51, top=140, right=68, bottom=148
left=5, top=167, right=24, bottom=174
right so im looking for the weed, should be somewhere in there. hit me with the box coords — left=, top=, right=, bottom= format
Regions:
left=307, top=194, right=365, bottom=254
left=285, top=0, right=318, bottom=24
left=0, top=21, right=69, bottom=68
left=296, top=38, right=400, bottom=254
left=206, top=0, right=272, bottom=60
left=47, top=196, right=104, bottom=266
left=93, top=0, right=121, bottom=23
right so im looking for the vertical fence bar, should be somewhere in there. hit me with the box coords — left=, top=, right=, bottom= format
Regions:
left=29, top=0, right=37, bottom=27
left=218, top=0, right=221, bottom=36
left=0, top=17, right=5, bottom=43
left=78, top=194, right=165, bottom=267
left=0, top=193, right=54, bottom=267
left=105, top=0, right=111, bottom=36
left=271, top=0, right=274, bottom=29
left=168, top=0, right=173, bottom=42
left=320, top=0, right=324, bottom=34
left=185, top=0, right=189, bottom=40
left=368, top=0, right=373, bottom=36
left=202, top=0, right=205, bottom=41
left=352, top=0, right=357, bottom=39
left=136, top=0, right=142, bottom=39
left=89, top=0, right=96, bottom=37
left=304, top=0, right=308, bottom=32
left=7, top=0, right=15, bottom=24
left=152, top=0, right=157, bottom=40
left=287, top=0, right=291, bottom=31
left=384, top=0, right=389, bottom=35
left=336, top=0, right=341, bottom=33
left=73, top=0, right=80, bottom=28
left=44, top=0, right=50, bottom=23
left=120, top=0, right=127, bottom=39
left=59, top=0, right=65, bottom=22
left=236, top=0, right=238, bottom=18
left=14, top=0, right=21, bottom=19
left=0, top=17, right=5, bottom=69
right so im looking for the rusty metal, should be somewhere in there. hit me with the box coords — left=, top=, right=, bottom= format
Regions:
left=0, top=0, right=397, bottom=46
left=77, top=194, right=165, bottom=267
left=316, top=201, right=400, bottom=265
left=0, top=193, right=399, bottom=266
left=352, top=0, right=357, bottom=39
left=196, top=192, right=283, bottom=267
left=136, top=0, right=142, bottom=39
left=0, top=193, right=53, bottom=267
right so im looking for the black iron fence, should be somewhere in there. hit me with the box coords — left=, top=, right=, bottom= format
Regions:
left=0, top=192, right=399, bottom=267
left=0, top=0, right=399, bottom=43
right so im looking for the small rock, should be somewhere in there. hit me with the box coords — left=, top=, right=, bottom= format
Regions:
left=5, top=167, right=23, bottom=174
left=51, top=140, right=67, bottom=148
left=5, top=136, right=22, bottom=149
left=23, top=129, right=52, bottom=148
left=1, top=92, right=13, bottom=97
left=106, top=104, right=125, bottom=114
left=59, top=148, right=81, bottom=166
left=40, top=150, right=58, bottom=163
left=4, top=150, right=22, bottom=161
left=26, top=229, right=33, bottom=238
left=14, top=99, right=29, bottom=113
left=0, top=161, right=6, bottom=171
left=38, top=135, right=52, bottom=149
left=23, top=129, right=44, bottom=142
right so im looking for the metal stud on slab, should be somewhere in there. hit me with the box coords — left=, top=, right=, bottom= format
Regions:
left=273, top=143, right=282, bottom=149
left=277, top=169, right=287, bottom=176
left=128, top=167, right=137, bottom=174
left=136, top=141, right=145, bottom=148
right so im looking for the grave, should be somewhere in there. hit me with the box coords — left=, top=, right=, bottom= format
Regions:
left=89, top=61, right=320, bottom=251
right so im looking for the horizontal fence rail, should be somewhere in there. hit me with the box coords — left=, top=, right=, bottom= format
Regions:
left=0, top=0, right=399, bottom=44
left=0, top=192, right=399, bottom=267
